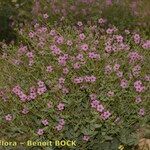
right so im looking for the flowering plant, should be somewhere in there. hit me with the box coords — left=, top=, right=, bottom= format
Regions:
left=0, top=15, right=149, bottom=149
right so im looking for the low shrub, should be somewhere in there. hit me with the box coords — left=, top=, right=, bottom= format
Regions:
left=0, top=18, right=149, bottom=149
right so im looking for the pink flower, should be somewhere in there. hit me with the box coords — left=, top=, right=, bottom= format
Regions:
left=47, top=102, right=53, bottom=108
left=132, top=65, right=141, bottom=76
left=63, top=67, right=69, bottom=74
left=84, top=76, right=91, bottom=82
left=19, top=93, right=28, bottom=102
left=116, top=71, right=123, bottom=78
left=57, top=103, right=65, bottom=111
left=37, top=80, right=45, bottom=87
left=128, top=52, right=142, bottom=63
left=79, top=33, right=85, bottom=40
left=43, top=13, right=49, bottom=19
left=134, top=80, right=142, bottom=87
left=41, top=27, right=47, bottom=32
left=133, top=34, right=140, bottom=44
left=59, top=118, right=65, bottom=125
left=26, top=52, right=34, bottom=59
left=90, top=75, right=97, bottom=83
left=105, top=45, right=112, bottom=53
left=37, top=86, right=47, bottom=95
left=125, top=29, right=130, bottom=34
left=5, top=114, right=13, bottom=121
left=59, top=77, right=65, bottom=84
left=98, top=18, right=105, bottom=24
left=46, top=66, right=53, bottom=72
left=29, top=92, right=37, bottom=100
left=81, top=44, right=88, bottom=51
left=116, top=35, right=123, bottom=43
left=58, top=84, right=63, bottom=90
left=22, top=108, right=29, bottom=114
left=120, top=79, right=128, bottom=89
left=107, top=91, right=114, bottom=97
left=55, top=124, right=63, bottom=131
left=50, top=45, right=61, bottom=55
left=106, top=0, right=112, bottom=5
left=37, top=129, right=44, bottom=135
left=29, top=59, right=34, bottom=66
left=73, top=62, right=81, bottom=69
left=144, top=75, right=150, bottom=81
left=101, top=111, right=111, bottom=120
left=96, top=104, right=104, bottom=112
left=42, top=119, right=49, bottom=126
left=113, top=64, right=120, bottom=71
left=28, top=32, right=34, bottom=38
left=62, top=87, right=69, bottom=94
left=135, top=96, right=142, bottom=103
left=94, top=40, right=99, bottom=45
left=76, top=53, right=84, bottom=61
left=30, top=86, right=36, bottom=93
left=106, top=28, right=113, bottom=34
left=105, top=65, right=112, bottom=74
left=135, top=85, right=145, bottom=93
left=134, top=80, right=145, bottom=93
left=91, top=100, right=100, bottom=108
left=73, top=77, right=84, bottom=84
left=58, top=56, right=67, bottom=66
left=38, top=42, right=45, bottom=48
left=13, top=59, right=22, bottom=65
left=77, top=21, right=83, bottom=26
left=50, top=29, right=56, bottom=36
left=142, top=40, right=150, bottom=49
left=66, top=40, right=73, bottom=46
left=82, top=135, right=90, bottom=141
left=138, top=108, right=145, bottom=116
left=37, top=81, right=47, bottom=95
left=89, top=93, right=97, bottom=100
left=56, top=36, right=64, bottom=44
left=18, top=46, right=27, bottom=55
left=88, top=52, right=100, bottom=59
left=12, top=85, right=21, bottom=94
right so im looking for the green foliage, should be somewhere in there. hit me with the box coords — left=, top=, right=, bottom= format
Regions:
left=102, top=3, right=136, bottom=30
left=0, top=0, right=16, bottom=42
left=0, top=0, right=33, bottom=42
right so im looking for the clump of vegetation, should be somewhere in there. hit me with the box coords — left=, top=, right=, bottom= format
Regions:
left=0, top=0, right=149, bottom=149
left=0, top=17, right=149, bottom=149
